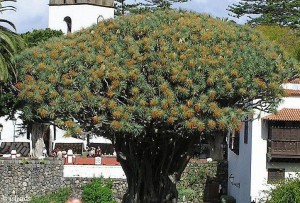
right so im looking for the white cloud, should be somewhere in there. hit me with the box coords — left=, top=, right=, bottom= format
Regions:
left=1, top=0, right=48, bottom=33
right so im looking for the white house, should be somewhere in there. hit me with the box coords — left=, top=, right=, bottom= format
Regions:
left=228, top=78, right=300, bottom=203
left=48, top=0, right=114, bottom=34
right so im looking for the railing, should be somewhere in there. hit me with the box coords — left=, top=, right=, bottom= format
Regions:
left=270, top=140, right=300, bottom=156
left=268, top=127, right=300, bottom=159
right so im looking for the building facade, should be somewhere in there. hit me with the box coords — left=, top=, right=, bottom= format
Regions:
left=48, top=0, right=114, bottom=34
left=228, top=79, right=300, bottom=202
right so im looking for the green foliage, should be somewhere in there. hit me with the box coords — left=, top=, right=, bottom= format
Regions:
left=0, top=28, right=63, bottom=117
left=0, top=82, right=20, bottom=117
left=29, top=179, right=115, bottom=203
left=20, top=158, right=29, bottom=164
left=178, top=188, right=198, bottom=202
left=115, top=0, right=188, bottom=16
left=16, top=10, right=297, bottom=136
left=184, top=167, right=206, bottom=186
left=0, top=0, right=24, bottom=81
left=228, top=0, right=300, bottom=28
left=29, top=188, right=71, bottom=203
left=255, top=25, right=300, bottom=61
left=82, top=178, right=115, bottom=203
left=267, top=178, right=300, bottom=203
left=15, top=9, right=299, bottom=202
left=21, top=28, right=64, bottom=48
left=178, top=167, right=207, bottom=202
left=220, top=195, right=236, bottom=203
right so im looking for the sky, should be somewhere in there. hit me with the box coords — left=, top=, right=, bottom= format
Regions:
left=1, top=0, right=247, bottom=34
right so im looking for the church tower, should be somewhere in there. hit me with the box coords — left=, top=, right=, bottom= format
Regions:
left=48, top=0, right=114, bottom=34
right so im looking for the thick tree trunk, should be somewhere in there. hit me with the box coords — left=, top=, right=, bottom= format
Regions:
left=113, top=131, right=199, bottom=203
left=31, top=122, right=49, bottom=157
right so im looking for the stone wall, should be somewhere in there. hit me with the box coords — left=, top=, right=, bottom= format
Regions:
left=63, top=178, right=127, bottom=202
left=0, top=159, right=227, bottom=203
left=0, top=159, right=127, bottom=203
left=0, top=159, right=64, bottom=198
left=178, top=160, right=228, bottom=203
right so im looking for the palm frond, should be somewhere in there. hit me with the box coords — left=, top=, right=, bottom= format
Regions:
left=0, top=0, right=24, bottom=82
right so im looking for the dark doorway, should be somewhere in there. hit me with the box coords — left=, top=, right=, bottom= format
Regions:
left=64, top=16, right=72, bottom=33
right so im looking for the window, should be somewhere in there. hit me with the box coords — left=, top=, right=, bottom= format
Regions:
left=244, top=121, right=248, bottom=144
left=229, top=130, right=239, bottom=155
left=64, top=16, right=72, bottom=33
left=268, top=168, right=285, bottom=184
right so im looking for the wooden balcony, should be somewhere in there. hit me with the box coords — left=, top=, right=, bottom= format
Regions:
left=268, top=127, right=300, bottom=161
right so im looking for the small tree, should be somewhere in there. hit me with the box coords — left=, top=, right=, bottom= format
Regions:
left=20, top=28, right=64, bottom=157
left=0, top=28, right=63, bottom=157
left=16, top=10, right=297, bottom=203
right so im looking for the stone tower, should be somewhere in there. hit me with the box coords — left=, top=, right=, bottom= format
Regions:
left=48, top=0, right=114, bottom=34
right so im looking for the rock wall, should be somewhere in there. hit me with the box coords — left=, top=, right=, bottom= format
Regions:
left=178, top=161, right=228, bottom=203
left=0, top=159, right=64, bottom=198
left=0, top=159, right=227, bottom=203
left=63, top=178, right=127, bottom=202
left=0, top=159, right=127, bottom=203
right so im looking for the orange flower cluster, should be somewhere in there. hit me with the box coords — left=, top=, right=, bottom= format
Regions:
left=15, top=9, right=295, bottom=137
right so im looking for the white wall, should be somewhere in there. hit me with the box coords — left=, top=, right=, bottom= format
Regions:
left=0, top=113, right=27, bottom=141
left=48, top=4, right=114, bottom=34
left=64, top=165, right=126, bottom=179
left=282, top=83, right=300, bottom=90
left=228, top=95, right=300, bottom=203
left=250, top=96, right=300, bottom=202
left=228, top=121, right=252, bottom=203
left=250, top=115, right=269, bottom=202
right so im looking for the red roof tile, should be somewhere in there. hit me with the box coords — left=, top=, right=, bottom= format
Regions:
left=263, top=108, right=300, bottom=121
left=285, top=89, right=300, bottom=97
left=289, top=78, right=300, bottom=84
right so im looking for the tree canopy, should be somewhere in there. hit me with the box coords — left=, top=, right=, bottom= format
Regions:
left=15, top=10, right=298, bottom=202
left=0, top=28, right=64, bottom=117
left=228, top=0, right=300, bottom=28
left=21, top=28, right=63, bottom=48
left=115, top=0, right=188, bottom=16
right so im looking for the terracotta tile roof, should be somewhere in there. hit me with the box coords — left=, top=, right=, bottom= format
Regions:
left=263, top=108, right=300, bottom=121
left=285, top=89, right=300, bottom=97
left=288, top=78, right=300, bottom=84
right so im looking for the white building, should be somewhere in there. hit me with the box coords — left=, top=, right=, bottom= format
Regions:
left=228, top=78, right=300, bottom=203
left=48, top=0, right=114, bottom=34
left=0, top=113, right=32, bottom=156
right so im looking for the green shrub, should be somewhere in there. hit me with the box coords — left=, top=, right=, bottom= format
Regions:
left=82, top=178, right=115, bottom=203
left=178, top=187, right=199, bottom=202
left=177, top=167, right=207, bottom=202
left=220, top=195, right=236, bottom=203
left=29, top=188, right=71, bottom=203
left=267, top=178, right=300, bottom=203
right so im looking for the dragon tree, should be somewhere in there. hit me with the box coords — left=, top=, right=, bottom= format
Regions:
left=15, top=10, right=298, bottom=203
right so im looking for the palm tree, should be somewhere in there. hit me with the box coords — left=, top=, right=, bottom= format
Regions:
left=0, top=0, right=24, bottom=82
